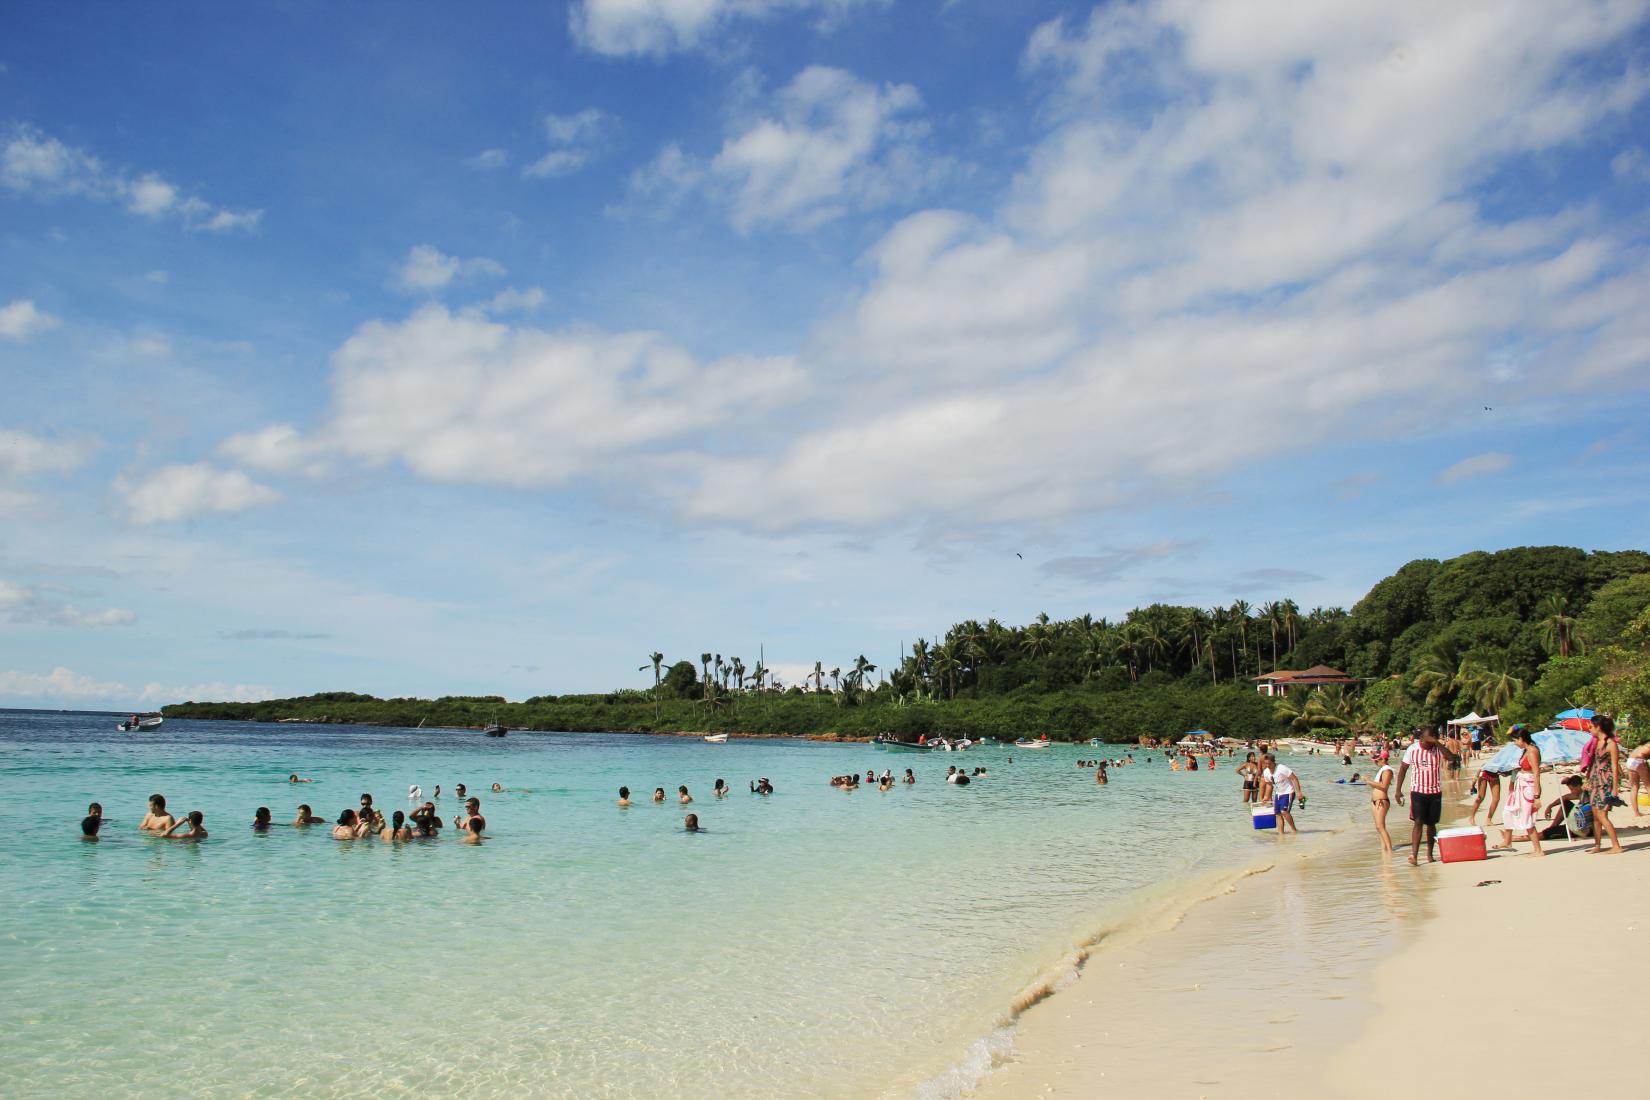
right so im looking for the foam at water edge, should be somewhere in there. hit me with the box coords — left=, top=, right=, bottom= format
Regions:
left=908, top=1026, right=1016, bottom=1100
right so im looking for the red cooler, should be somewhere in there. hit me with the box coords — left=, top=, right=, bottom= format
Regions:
left=1437, top=826, right=1487, bottom=863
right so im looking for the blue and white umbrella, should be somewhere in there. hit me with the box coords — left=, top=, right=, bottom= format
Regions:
left=1555, top=708, right=1596, bottom=720
left=1533, top=727, right=1591, bottom=763
left=1481, top=743, right=1524, bottom=774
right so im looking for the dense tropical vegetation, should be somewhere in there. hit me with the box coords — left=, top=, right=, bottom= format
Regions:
left=167, top=546, right=1650, bottom=743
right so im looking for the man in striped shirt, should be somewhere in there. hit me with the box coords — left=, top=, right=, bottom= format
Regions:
left=1395, top=727, right=1446, bottom=866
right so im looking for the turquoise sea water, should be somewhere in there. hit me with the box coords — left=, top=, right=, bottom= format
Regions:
left=0, top=711, right=1359, bottom=1098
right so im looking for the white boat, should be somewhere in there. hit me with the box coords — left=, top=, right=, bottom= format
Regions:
left=1014, top=737, right=1052, bottom=749
left=954, top=738, right=972, bottom=750
left=703, top=733, right=729, bottom=744
left=117, top=715, right=163, bottom=732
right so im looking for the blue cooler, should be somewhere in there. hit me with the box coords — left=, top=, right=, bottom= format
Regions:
left=1251, top=805, right=1276, bottom=830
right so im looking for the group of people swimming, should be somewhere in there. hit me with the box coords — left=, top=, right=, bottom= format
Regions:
left=85, top=781, right=503, bottom=845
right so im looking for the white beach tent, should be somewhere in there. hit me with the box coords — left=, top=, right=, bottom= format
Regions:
left=1447, top=711, right=1499, bottom=727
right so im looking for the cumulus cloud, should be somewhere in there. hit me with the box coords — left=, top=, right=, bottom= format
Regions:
left=467, top=148, right=508, bottom=170
left=523, top=108, right=614, bottom=179
left=1, top=125, right=261, bottom=232
left=0, top=299, right=60, bottom=341
left=219, top=424, right=331, bottom=477
left=1436, top=452, right=1514, bottom=485
left=117, top=464, right=279, bottom=524
left=222, top=304, right=802, bottom=492
left=0, top=580, right=135, bottom=626
left=0, top=430, right=96, bottom=478
left=571, top=0, right=874, bottom=57
left=628, top=65, right=940, bottom=231
left=0, top=667, right=278, bottom=706
left=391, top=244, right=506, bottom=293
left=0, top=666, right=127, bottom=701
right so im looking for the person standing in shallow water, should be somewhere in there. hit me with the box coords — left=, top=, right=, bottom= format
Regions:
left=140, top=794, right=176, bottom=833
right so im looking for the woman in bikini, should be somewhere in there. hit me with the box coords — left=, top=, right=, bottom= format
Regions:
left=1492, top=726, right=1544, bottom=857
left=1368, top=756, right=1395, bottom=854
left=1625, top=737, right=1650, bottom=818
left=1237, top=753, right=1260, bottom=804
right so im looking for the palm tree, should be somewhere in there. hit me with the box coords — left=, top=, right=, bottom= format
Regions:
left=699, top=652, right=712, bottom=691
left=1261, top=600, right=1282, bottom=673
left=1280, top=599, right=1301, bottom=654
left=1410, top=638, right=1463, bottom=708
left=1538, top=594, right=1577, bottom=658
left=731, top=657, right=746, bottom=691
left=638, top=652, right=665, bottom=689
left=812, top=660, right=825, bottom=693
left=829, top=667, right=841, bottom=692
left=1230, top=600, right=1252, bottom=676
left=1458, top=651, right=1525, bottom=714
left=850, top=654, right=877, bottom=690
left=932, top=643, right=962, bottom=699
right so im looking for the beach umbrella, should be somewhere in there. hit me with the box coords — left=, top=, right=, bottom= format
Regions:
left=1480, top=743, right=1524, bottom=774
left=1556, top=717, right=1594, bottom=731
left=1533, top=727, right=1591, bottom=763
left=1555, top=708, right=1595, bottom=720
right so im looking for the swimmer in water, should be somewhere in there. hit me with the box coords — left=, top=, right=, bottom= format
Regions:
left=684, top=813, right=700, bottom=833
left=653, top=787, right=666, bottom=803
left=140, top=794, right=176, bottom=833
left=382, top=810, right=413, bottom=842
left=81, top=802, right=103, bottom=840
left=455, top=784, right=467, bottom=801
left=163, top=810, right=208, bottom=839
left=617, top=786, right=632, bottom=807
left=679, top=785, right=693, bottom=804
left=491, top=783, right=502, bottom=793
left=333, top=809, right=358, bottom=840
left=293, top=804, right=324, bottom=826
left=252, top=807, right=272, bottom=832
left=903, top=769, right=915, bottom=784
left=432, top=785, right=441, bottom=801
left=878, top=775, right=893, bottom=791
left=289, top=774, right=313, bottom=784
left=460, top=817, right=487, bottom=844
left=408, top=785, right=422, bottom=802
left=1096, top=766, right=1108, bottom=786
left=714, top=779, right=727, bottom=798
left=453, top=797, right=481, bottom=830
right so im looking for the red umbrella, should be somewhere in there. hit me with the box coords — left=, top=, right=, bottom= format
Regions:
left=1557, top=717, right=1594, bottom=731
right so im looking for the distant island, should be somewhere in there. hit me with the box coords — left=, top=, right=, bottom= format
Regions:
left=165, top=546, right=1650, bottom=742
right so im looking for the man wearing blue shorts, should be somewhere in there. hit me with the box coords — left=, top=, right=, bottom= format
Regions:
left=1264, top=753, right=1304, bottom=835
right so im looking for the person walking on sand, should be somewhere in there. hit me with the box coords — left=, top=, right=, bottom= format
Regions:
left=1395, top=727, right=1445, bottom=865
left=1492, top=726, right=1544, bottom=857
left=1368, top=755, right=1395, bottom=855
left=1625, top=737, right=1650, bottom=819
left=1468, top=758, right=1503, bottom=826
left=1583, top=715, right=1625, bottom=854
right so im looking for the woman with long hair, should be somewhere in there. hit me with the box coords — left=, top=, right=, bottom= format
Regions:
left=1584, top=715, right=1624, bottom=854
left=1493, top=726, right=1543, bottom=857
left=1368, top=754, right=1395, bottom=855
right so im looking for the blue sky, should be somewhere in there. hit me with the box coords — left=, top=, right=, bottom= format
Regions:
left=3, top=0, right=1649, bottom=708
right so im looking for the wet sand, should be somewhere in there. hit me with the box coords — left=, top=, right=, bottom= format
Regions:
left=969, top=774, right=1650, bottom=1099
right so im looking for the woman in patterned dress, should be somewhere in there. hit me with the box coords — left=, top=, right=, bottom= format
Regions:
left=1585, top=715, right=1624, bottom=855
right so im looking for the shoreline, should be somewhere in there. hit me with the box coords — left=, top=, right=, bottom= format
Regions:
left=960, top=773, right=1650, bottom=1099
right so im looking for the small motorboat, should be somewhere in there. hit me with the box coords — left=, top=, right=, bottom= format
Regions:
left=703, top=733, right=729, bottom=744
left=1014, top=736, right=1052, bottom=749
left=875, top=737, right=933, bottom=752
left=483, top=718, right=508, bottom=738
left=117, top=715, right=163, bottom=732
left=954, top=738, right=973, bottom=750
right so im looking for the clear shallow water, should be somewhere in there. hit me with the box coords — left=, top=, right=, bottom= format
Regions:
left=0, top=711, right=1360, bottom=1098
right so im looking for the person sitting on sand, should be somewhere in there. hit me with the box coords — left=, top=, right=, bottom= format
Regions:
left=618, top=786, right=632, bottom=808
left=293, top=804, right=324, bottom=826
left=460, top=817, right=487, bottom=844
left=684, top=813, right=701, bottom=833
left=289, top=774, right=313, bottom=784
left=381, top=810, right=413, bottom=842
left=1539, top=776, right=1587, bottom=841
left=81, top=802, right=102, bottom=839
left=903, top=769, right=916, bottom=785
left=163, top=811, right=208, bottom=840
left=140, top=793, right=177, bottom=833
left=678, top=785, right=693, bottom=805
left=334, top=809, right=359, bottom=840
left=252, top=807, right=272, bottom=832
left=653, top=788, right=666, bottom=803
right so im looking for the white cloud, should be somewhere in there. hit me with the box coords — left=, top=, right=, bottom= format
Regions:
left=1613, top=146, right=1650, bottom=181
left=0, top=298, right=59, bottom=340
left=230, top=304, right=802, bottom=490
left=0, top=666, right=276, bottom=706
left=391, top=244, right=507, bottom=293
left=117, top=464, right=279, bottom=524
left=0, top=430, right=96, bottom=478
left=571, top=0, right=875, bottom=57
left=0, top=580, right=135, bottom=626
left=475, top=286, right=548, bottom=314
left=628, top=66, right=941, bottom=231
left=1, top=125, right=261, bottom=232
left=219, top=424, right=331, bottom=477
left=523, top=108, right=614, bottom=179
left=145, top=269, right=169, bottom=285
left=123, top=333, right=173, bottom=358
left=467, top=148, right=509, bottom=170
left=1436, top=452, right=1514, bottom=485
